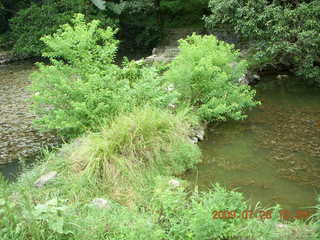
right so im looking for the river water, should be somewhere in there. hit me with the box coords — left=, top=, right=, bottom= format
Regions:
left=0, top=61, right=59, bottom=179
left=185, top=75, right=320, bottom=212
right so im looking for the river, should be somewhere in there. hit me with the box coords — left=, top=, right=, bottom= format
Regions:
left=184, top=74, right=320, bottom=212
left=0, top=61, right=59, bottom=180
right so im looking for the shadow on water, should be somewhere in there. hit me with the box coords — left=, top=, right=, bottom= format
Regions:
left=184, top=75, right=320, bottom=212
left=0, top=162, right=20, bottom=181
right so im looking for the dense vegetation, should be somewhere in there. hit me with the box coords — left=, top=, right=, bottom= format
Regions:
left=29, top=14, right=258, bottom=137
left=0, top=0, right=207, bottom=55
left=1, top=1, right=320, bottom=240
left=164, top=34, right=259, bottom=122
left=3, top=0, right=320, bottom=86
left=205, top=0, right=320, bottom=85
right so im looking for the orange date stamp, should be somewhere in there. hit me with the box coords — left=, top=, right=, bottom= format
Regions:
left=212, top=209, right=312, bottom=220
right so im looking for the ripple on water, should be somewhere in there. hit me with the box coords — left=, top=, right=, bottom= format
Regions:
left=0, top=61, right=60, bottom=166
left=184, top=75, right=320, bottom=212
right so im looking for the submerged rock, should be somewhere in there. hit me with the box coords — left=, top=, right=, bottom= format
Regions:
left=34, top=171, right=57, bottom=187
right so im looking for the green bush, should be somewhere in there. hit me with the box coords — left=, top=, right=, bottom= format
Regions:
left=30, top=14, right=177, bottom=137
left=9, top=0, right=117, bottom=57
left=165, top=34, right=259, bottom=122
left=205, top=0, right=320, bottom=85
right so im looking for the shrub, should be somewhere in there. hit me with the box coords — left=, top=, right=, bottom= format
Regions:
left=165, top=34, right=259, bottom=122
left=30, top=14, right=178, bottom=137
left=9, top=0, right=117, bottom=57
left=205, top=0, right=320, bottom=85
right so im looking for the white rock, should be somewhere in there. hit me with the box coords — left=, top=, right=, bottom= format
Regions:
left=34, top=171, right=57, bottom=188
left=195, top=129, right=205, bottom=141
left=190, top=137, right=198, bottom=144
left=253, top=74, right=260, bottom=80
left=91, top=198, right=112, bottom=209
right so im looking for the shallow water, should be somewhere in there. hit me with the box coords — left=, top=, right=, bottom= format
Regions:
left=184, top=75, right=320, bottom=212
left=0, top=61, right=59, bottom=177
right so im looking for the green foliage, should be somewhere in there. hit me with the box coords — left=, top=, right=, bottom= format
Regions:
left=30, top=14, right=177, bottom=136
left=40, top=14, right=118, bottom=72
left=205, top=0, right=320, bottom=85
left=165, top=34, right=259, bottom=122
left=104, top=204, right=166, bottom=240
left=9, top=0, right=117, bottom=57
left=148, top=180, right=294, bottom=240
left=22, top=198, right=73, bottom=236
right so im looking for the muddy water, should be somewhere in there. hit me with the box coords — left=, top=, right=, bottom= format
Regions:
left=0, top=61, right=59, bottom=179
left=185, top=75, right=320, bottom=212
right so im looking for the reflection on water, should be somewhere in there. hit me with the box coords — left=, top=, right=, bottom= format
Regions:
left=184, top=75, right=320, bottom=212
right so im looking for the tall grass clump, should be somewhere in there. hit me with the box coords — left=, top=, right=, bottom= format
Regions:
left=68, top=106, right=201, bottom=204
left=165, top=34, right=259, bottom=122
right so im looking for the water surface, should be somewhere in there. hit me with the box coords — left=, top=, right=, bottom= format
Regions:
left=0, top=61, right=59, bottom=178
left=185, top=75, right=320, bottom=212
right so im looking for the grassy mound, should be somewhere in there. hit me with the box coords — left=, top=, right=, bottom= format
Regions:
left=67, top=106, right=201, bottom=204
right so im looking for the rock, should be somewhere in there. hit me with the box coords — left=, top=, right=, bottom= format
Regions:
left=138, top=27, right=203, bottom=64
left=190, top=137, right=198, bottom=144
left=194, top=128, right=205, bottom=141
left=34, top=171, right=57, bottom=187
left=91, top=198, right=112, bottom=209
left=0, top=51, right=20, bottom=65
left=152, top=48, right=157, bottom=55
left=252, top=74, right=260, bottom=81
left=238, top=72, right=260, bottom=85
left=169, top=179, right=181, bottom=188
left=238, top=74, right=249, bottom=85
left=276, top=74, right=289, bottom=80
